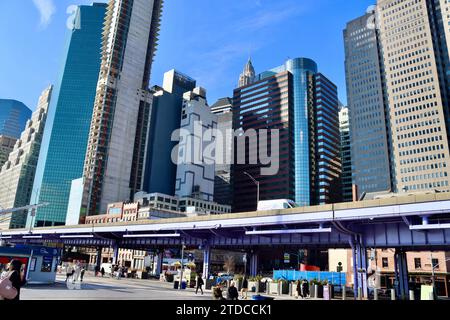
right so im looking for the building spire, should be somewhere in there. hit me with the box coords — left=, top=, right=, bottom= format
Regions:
left=238, top=58, right=256, bottom=88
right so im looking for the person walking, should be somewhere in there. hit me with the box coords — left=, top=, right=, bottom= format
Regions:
left=240, top=276, right=249, bottom=299
left=101, top=267, right=105, bottom=278
left=296, top=280, right=303, bottom=299
left=80, top=267, right=86, bottom=282
left=228, top=282, right=239, bottom=300
left=65, top=264, right=74, bottom=282
left=196, top=273, right=204, bottom=295
left=1, top=260, right=26, bottom=300
left=302, top=279, right=310, bottom=298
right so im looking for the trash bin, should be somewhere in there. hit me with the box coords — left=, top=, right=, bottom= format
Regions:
left=174, top=281, right=179, bottom=289
left=181, top=281, right=187, bottom=290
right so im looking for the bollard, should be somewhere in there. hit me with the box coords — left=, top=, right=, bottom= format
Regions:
left=374, top=289, right=378, bottom=301
left=409, top=290, right=415, bottom=301
left=391, top=289, right=396, bottom=300
left=342, top=287, right=346, bottom=300
left=289, top=282, right=294, bottom=296
left=314, top=285, right=319, bottom=299
left=358, top=287, right=362, bottom=300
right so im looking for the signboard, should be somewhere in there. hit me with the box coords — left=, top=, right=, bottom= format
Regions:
left=420, top=285, right=434, bottom=300
left=30, top=258, right=37, bottom=272
left=284, top=253, right=290, bottom=264
left=41, top=256, right=53, bottom=272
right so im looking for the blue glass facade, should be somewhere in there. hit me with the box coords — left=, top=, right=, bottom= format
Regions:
left=0, top=99, right=31, bottom=138
left=30, top=4, right=106, bottom=227
left=269, top=58, right=318, bottom=206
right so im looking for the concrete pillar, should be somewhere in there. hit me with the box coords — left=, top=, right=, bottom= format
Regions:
left=112, top=244, right=119, bottom=265
left=250, top=252, right=259, bottom=277
left=342, top=287, right=346, bottom=300
left=96, top=247, right=103, bottom=269
left=154, top=252, right=163, bottom=276
left=352, top=239, right=368, bottom=299
left=394, top=250, right=409, bottom=300
left=202, top=245, right=211, bottom=279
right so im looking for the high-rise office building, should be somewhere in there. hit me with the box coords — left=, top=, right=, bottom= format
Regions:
left=82, top=0, right=164, bottom=217
left=345, top=0, right=450, bottom=195
left=378, top=0, right=450, bottom=192
left=28, top=3, right=107, bottom=228
left=0, top=99, right=31, bottom=139
left=339, top=106, right=353, bottom=202
left=0, top=100, right=32, bottom=169
left=232, top=58, right=341, bottom=212
left=143, top=70, right=196, bottom=196
left=0, top=86, right=52, bottom=230
left=211, top=97, right=233, bottom=206
left=238, top=58, right=256, bottom=88
left=175, top=88, right=217, bottom=201
left=344, top=11, right=393, bottom=197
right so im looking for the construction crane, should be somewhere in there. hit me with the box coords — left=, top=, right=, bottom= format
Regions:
left=0, top=202, right=50, bottom=216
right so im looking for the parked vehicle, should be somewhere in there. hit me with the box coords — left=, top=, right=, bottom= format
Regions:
left=257, top=199, right=297, bottom=211
left=100, top=263, right=113, bottom=276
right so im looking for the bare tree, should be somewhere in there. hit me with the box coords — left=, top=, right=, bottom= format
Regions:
left=223, top=255, right=236, bottom=274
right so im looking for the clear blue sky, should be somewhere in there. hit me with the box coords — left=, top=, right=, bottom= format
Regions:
left=0, top=0, right=374, bottom=110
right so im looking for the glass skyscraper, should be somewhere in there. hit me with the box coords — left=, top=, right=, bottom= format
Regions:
left=232, top=58, right=341, bottom=212
left=0, top=99, right=31, bottom=138
left=29, top=3, right=107, bottom=227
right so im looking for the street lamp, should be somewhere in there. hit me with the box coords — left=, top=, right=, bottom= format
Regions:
left=244, top=172, right=259, bottom=207
left=430, top=254, right=450, bottom=299
left=179, top=241, right=186, bottom=291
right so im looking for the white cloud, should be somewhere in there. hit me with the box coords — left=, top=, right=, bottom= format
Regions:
left=32, top=0, right=56, bottom=28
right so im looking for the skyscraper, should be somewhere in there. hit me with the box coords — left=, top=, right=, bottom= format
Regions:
left=378, top=0, right=450, bottom=192
left=238, top=58, right=256, bottom=88
left=175, top=88, right=217, bottom=201
left=345, top=0, right=450, bottom=195
left=0, top=86, right=52, bottom=230
left=232, top=58, right=341, bottom=212
left=143, top=69, right=196, bottom=196
left=211, top=97, right=233, bottom=206
left=0, top=99, right=31, bottom=139
left=82, top=0, right=164, bottom=217
left=0, top=99, right=32, bottom=168
left=344, top=10, right=392, bottom=197
left=28, top=3, right=107, bottom=228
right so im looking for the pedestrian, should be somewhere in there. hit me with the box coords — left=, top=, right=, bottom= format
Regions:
left=1, top=259, right=26, bottom=300
left=80, top=267, right=86, bottom=282
left=296, top=280, right=303, bottom=299
left=302, top=279, right=310, bottom=298
left=116, top=267, right=122, bottom=280
left=228, top=282, right=239, bottom=300
left=65, top=264, right=74, bottom=282
left=196, top=273, right=204, bottom=295
left=240, top=276, right=249, bottom=299
left=213, top=284, right=225, bottom=300
left=94, top=265, right=100, bottom=277
left=101, top=267, right=105, bottom=278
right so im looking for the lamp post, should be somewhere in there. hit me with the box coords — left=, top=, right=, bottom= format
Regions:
left=179, top=241, right=186, bottom=290
left=244, top=172, right=259, bottom=208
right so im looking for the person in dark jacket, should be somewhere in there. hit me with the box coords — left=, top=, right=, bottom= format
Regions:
left=240, top=277, right=249, bottom=299
left=101, top=267, right=105, bottom=277
left=5, top=260, right=26, bottom=301
left=213, top=284, right=225, bottom=300
left=228, top=282, right=239, bottom=300
left=196, top=273, right=204, bottom=295
left=296, top=280, right=303, bottom=299
left=302, top=279, right=310, bottom=298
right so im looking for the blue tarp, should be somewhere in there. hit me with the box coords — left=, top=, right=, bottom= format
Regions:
left=273, top=270, right=346, bottom=285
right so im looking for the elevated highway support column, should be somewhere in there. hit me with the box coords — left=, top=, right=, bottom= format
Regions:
left=351, top=237, right=368, bottom=299
left=112, top=244, right=119, bottom=265
left=394, top=250, right=409, bottom=300
left=250, top=252, right=259, bottom=277
left=154, top=251, right=163, bottom=276
left=202, top=245, right=211, bottom=279
left=96, top=247, right=103, bottom=269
